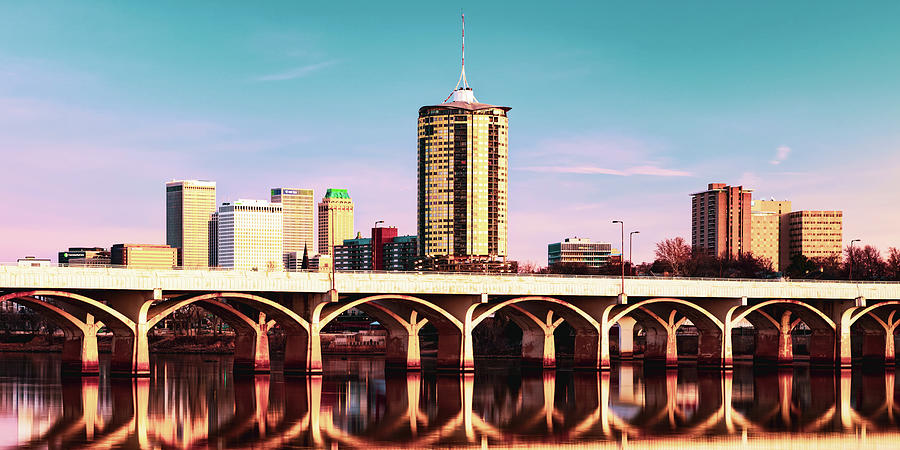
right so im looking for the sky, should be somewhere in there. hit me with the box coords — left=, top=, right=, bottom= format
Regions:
left=1, top=1, right=899, bottom=266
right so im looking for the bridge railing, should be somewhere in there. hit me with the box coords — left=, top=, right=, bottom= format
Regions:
left=2, top=262, right=900, bottom=285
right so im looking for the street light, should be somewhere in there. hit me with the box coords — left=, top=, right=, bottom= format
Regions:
left=629, top=231, right=640, bottom=275
left=849, top=239, right=861, bottom=281
left=613, top=220, right=624, bottom=296
left=373, top=220, right=384, bottom=271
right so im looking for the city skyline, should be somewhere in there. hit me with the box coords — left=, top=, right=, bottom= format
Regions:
left=2, top=2, right=900, bottom=265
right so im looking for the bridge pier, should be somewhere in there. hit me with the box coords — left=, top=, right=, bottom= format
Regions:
left=106, top=292, right=156, bottom=377
left=357, top=305, right=426, bottom=371
left=643, top=320, right=678, bottom=369
left=233, top=313, right=272, bottom=374
left=574, top=329, right=601, bottom=370
left=617, top=316, right=636, bottom=360
left=61, top=314, right=101, bottom=375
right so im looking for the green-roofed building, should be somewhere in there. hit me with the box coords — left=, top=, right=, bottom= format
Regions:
left=318, top=188, right=354, bottom=255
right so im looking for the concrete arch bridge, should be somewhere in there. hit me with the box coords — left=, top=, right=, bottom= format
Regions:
left=1, top=265, right=900, bottom=375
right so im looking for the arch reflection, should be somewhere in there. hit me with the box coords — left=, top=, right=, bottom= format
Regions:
left=6, top=356, right=900, bottom=447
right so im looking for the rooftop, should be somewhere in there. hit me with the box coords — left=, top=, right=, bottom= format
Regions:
left=324, top=188, right=351, bottom=199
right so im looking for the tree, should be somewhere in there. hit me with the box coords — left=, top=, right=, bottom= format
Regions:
left=542, top=262, right=596, bottom=275
left=887, top=247, right=900, bottom=281
left=517, top=261, right=541, bottom=274
left=654, top=237, right=692, bottom=276
left=845, top=245, right=886, bottom=280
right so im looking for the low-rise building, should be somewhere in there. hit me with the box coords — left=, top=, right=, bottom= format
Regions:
left=334, top=228, right=419, bottom=271
left=110, top=244, right=177, bottom=269
left=17, top=257, right=51, bottom=267
left=781, top=210, right=843, bottom=268
left=334, top=234, right=372, bottom=271
left=384, top=235, right=418, bottom=271
left=548, top=238, right=615, bottom=269
left=58, top=247, right=111, bottom=266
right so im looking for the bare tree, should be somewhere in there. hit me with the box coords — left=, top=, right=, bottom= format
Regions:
left=845, top=244, right=886, bottom=280
left=517, top=261, right=542, bottom=274
left=654, top=237, right=692, bottom=276
left=888, top=247, right=900, bottom=281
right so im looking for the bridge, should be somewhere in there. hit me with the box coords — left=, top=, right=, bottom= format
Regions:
left=2, top=265, right=900, bottom=376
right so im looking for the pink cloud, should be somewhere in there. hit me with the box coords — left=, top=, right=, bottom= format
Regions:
left=517, top=164, right=691, bottom=177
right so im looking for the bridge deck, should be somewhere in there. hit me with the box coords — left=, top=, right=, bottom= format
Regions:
left=1, top=266, right=898, bottom=300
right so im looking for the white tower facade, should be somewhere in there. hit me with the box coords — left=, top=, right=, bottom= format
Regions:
left=217, top=199, right=284, bottom=271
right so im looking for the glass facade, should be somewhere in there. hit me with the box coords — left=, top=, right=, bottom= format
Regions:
left=417, top=105, right=509, bottom=260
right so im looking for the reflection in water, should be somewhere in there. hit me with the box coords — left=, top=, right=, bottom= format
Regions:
left=1, top=354, right=900, bottom=448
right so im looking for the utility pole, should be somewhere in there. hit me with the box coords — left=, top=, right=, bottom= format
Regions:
left=629, top=230, right=640, bottom=275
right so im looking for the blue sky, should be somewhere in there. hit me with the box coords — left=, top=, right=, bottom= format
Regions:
left=2, top=1, right=899, bottom=265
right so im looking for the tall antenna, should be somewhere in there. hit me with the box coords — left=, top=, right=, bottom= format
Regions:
left=445, top=12, right=476, bottom=103
left=461, top=12, right=467, bottom=88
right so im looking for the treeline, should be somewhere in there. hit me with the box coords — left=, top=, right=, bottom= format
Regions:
left=520, top=236, right=900, bottom=281
left=652, top=237, right=900, bottom=280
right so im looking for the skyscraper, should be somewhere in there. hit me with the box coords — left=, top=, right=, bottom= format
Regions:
left=217, top=199, right=284, bottom=271
left=417, top=15, right=510, bottom=264
left=271, top=188, right=315, bottom=262
left=166, top=180, right=217, bottom=268
left=317, top=189, right=354, bottom=256
left=691, top=183, right=752, bottom=258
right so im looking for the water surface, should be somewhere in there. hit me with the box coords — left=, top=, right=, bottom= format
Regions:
left=0, top=353, right=897, bottom=448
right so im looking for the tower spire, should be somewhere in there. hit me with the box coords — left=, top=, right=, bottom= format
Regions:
left=445, top=12, right=477, bottom=103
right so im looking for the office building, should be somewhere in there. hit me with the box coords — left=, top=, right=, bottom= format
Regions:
left=750, top=200, right=791, bottom=270
left=110, top=244, right=177, bottom=269
left=417, top=18, right=510, bottom=266
left=691, top=183, right=752, bottom=258
left=384, top=235, right=418, bottom=271
left=317, top=189, right=354, bottom=256
left=782, top=210, right=843, bottom=268
left=58, top=247, right=110, bottom=266
left=217, top=199, right=284, bottom=271
left=271, top=187, right=315, bottom=261
left=334, top=234, right=372, bottom=271
left=166, top=180, right=217, bottom=268
left=548, top=238, right=615, bottom=269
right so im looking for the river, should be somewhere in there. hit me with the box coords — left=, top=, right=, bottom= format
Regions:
left=0, top=353, right=896, bottom=448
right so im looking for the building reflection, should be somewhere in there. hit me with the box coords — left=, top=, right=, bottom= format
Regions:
left=5, top=356, right=900, bottom=447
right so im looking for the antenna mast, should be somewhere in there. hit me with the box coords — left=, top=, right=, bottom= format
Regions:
left=461, top=12, right=467, bottom=88
left=444, top=12, right=476, bottom=103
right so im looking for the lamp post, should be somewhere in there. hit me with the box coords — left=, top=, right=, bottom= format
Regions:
left=373, top=220, right=384, bottom=271
left=849, top=239, right=861, bottom=281
left=629, top=231, right=640, bottom=275
left=330, top=208, right=336, bottom=292
left=613, top=220, right=624, bottom=296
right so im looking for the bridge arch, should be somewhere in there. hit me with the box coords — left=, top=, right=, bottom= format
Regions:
left=315, top=295, right=462, bottom=331
left=843, top=301, right=900, bottom=364
left=0, top=294, right=105, bottom=374
left=0, top=290, right=135, bottom=333
left=468, top=296, right=602, bottom=369
left=727, top=299, right=836, bottom=331
left=605, top=298, right=725, bottom=368
left=146, top=292, right=309, bottom=332
left=726, top=299, right=838, bottom=367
